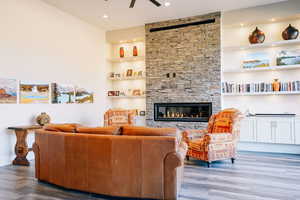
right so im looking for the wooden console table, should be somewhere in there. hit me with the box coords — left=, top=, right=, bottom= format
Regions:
left=8, top=125, right=42, bottom=166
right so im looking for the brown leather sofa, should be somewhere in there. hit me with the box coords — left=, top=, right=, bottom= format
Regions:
left=33, top=125, right=187, bottom=200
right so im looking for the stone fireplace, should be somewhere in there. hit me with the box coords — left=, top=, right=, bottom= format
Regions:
left=145, top=12, right=221, bottom=130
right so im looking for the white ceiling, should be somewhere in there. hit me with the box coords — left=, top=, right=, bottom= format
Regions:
left=42, top=0, right=286, bottom=30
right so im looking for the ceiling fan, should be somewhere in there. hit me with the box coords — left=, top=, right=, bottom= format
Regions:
left=130, top=0, right=161, bottom=8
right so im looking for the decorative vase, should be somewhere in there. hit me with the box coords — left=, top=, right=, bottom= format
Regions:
left=36, top=112, right=51, bottom=126
left=133, top=46, right=138, bottom=57
left=249, top=27, right=265, bottom=44
left=119, top=47, right=125, bottom=58
left=282, top=24, right=299, bottom=40
left=272, top=79, right=280, bottom=92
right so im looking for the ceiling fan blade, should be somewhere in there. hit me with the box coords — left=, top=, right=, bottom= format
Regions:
left=149, top=0, right=161, bottom=7
left=129, top=0, right=136, bottom=8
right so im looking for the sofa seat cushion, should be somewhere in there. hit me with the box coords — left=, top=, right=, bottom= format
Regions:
left=122, top=126, right=179, bottom=137
left=76, top=126, right=121, bottom=135
left=43, top=124, right=79, bottom=133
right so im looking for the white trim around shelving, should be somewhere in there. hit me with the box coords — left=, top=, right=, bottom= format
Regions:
left=107, top=56, right=145, bottom=63
left=223, top=64, right=300, bottom=73
left=223, top=39, right=300, bottom=51
left=108, top=76, right=146, bottom=81
left=222, top=91, right=300, bottom=96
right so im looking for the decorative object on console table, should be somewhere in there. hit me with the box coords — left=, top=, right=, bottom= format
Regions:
left=8, top=125, right=42, bottom=166
left=272, top=79, right=281, bottom=92
left=119, top=47, right=125, bottom=58
left=36, top=112, right=51, bottom=126
left=282, top=24, right=299, bottom=40
left=249, top=27, right=265, bottom=44
left=133, top=46, right=138, bottom=56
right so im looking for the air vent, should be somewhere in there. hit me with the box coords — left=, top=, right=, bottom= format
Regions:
left=149, top=18, right=215, bottom=32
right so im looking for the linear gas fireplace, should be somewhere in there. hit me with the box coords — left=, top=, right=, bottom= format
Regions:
left=154, top=103, right=212, bottom=122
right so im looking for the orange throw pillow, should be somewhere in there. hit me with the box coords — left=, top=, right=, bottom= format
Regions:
left=76, top=126, right=121, bottom=135
left=44, top=123, right=79, bottom=133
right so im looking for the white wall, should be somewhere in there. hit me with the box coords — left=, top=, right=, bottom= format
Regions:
left=0, top=0, right=110, bottom=166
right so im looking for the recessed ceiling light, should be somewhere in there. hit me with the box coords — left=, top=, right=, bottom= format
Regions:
left=164, top=2, right=171, bottom=7
left=271, top=18, right=276, bottom=22
left=103, top=14, right=108, bottom=19
left=240, top=23, right=244, bottom=27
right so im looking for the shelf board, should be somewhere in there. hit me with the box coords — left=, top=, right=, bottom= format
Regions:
left=108, top=76, right=146, bottom=81
left=223, top=65, right=300, bottom=73
left=222, top=91, right=300, bottom=96
left=108, top=95, right=146, bottom=99
left=223, top=39, right=300, bottom=51
left=109, top=38, right=145, bottom=45
left=107, top=56, right=145, bottom=63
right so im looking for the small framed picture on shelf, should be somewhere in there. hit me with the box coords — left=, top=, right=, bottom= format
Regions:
left=126, top=69, right=133, bottom=77
left=277, top=49, right=300, bottom=66
left=134, top=71, right=138, bottom=77
left=109, top=72, right=115, bottom=78
left=115, top=73, right=121, bottom=78
left=138, top=71, right=143, bottom=77
left=242, top=52, right=270, bottom=69
left=132, top=89, right=141, bottom=96
left=139, top=111, right=146, bottom=116
left=108, top=91, right=119, bottom=96
left=119, top=91, right=126, bottom=96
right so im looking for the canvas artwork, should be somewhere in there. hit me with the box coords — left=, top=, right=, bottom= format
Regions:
left=20, top=82, right=49, bottom=104
left=277, top=49, right=300, bottom=66
left=0, top=78, right=17, bottom=104
left=243, top=52, right=270, bottom=69
left=51, top=83, right=75, bottom=104
left=75, top=87, right=94, bottom=103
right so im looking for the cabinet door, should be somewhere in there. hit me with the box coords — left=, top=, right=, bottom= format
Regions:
left=240, top=118, right=255, bottom=142
left=274, top=118, right=294, bottom=144
left=295, top=119, right=300, bottom=145
left=256, top=118, right=275, bottom=143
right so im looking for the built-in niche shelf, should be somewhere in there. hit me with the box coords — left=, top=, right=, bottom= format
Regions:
left=222, top=91, right=300, bottom=96
left=108, top=76, right=146, bottom=81
left=223, top=39, right=300, bottom=51
left=107, top=56, right=145, bottom=63
left=223, top=64, right=300, bottom=73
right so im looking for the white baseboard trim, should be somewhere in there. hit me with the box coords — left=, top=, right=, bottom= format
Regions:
left=238, top=142, right=300, bottom=155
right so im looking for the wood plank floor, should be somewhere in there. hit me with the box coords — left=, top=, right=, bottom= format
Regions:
left=0, top=151, right=300, bottom=200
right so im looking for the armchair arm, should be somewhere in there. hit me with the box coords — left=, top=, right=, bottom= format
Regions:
left=204, top=133, right=234, bottom=144
left=182, top=129, right=207, bottom=144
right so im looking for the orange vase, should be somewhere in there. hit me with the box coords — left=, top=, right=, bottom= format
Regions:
left=120, top=47, right=125, bottom=58
left=272, top=79, right=280, bottom=92
left=133, top=46, right=138, bottom=57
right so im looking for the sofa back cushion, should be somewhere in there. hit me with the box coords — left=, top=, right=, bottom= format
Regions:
left=76, top=126, right=121, bottom=135
left=211, top=108, right=241, bottom=134
left=122, top=126, right=179, bottom=137
left=44, top=124, right=79, bottom=133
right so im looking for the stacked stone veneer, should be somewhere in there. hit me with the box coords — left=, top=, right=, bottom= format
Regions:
left=145, top=12, right=221, bottom=130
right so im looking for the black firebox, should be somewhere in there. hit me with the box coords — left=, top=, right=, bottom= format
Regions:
left=154, top=103, right=212, bottom=122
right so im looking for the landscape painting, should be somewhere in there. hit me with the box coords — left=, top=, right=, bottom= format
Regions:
left=75, top=87, right=94, bottom=104
left=277, top=49, right=300, bottom=66
left=51, top=83, right=75, bottom=104
left=243, top=52, right=270, bottom=69
left=0, top=78, right=17, bottom=104
left=20, top=82, right=49, bottom=104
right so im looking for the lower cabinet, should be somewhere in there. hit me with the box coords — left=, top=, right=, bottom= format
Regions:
left=240, top=117, right=296, bottom=145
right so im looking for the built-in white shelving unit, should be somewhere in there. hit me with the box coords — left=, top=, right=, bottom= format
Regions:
left=223, top=64, right=300, bottom=73
left=107, top=56, right=145, bottom=63
left=223, top=91, right=300, bottom=96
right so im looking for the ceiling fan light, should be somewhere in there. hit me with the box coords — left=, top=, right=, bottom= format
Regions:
left=164, top=2, right=171, bottom=7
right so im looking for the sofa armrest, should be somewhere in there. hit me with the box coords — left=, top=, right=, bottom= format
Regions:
left=164, top=141, right=187, bottom=200
left=182, top=129, right=207, bottom=144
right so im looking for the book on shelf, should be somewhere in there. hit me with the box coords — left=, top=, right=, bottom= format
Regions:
left=222, top=81, right=300, bottom=94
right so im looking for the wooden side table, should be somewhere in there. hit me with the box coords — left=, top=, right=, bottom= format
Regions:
left=8, top=125, right=42, bottom=166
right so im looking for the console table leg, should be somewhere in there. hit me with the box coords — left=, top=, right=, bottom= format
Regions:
left=13, top=130, right=30, bottom=166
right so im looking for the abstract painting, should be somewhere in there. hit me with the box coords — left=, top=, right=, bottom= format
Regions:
left=51, top=83, right=75, bottom=104
left=75, top=87, right=94, bottom=104
left=0, top=78, right=17, bottom=104
left=20, top=82, right=49, bottom=104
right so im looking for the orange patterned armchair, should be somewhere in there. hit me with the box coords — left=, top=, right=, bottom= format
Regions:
left=104, top=109, right=138, bottom=127
left=183, top=108, right=243, bottom=167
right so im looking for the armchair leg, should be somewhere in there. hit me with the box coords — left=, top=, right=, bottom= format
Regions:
left=186, top=156, right=190, bottom=161
left=207, top=162, right=211, bottom=168
left=231, top=158, right=235, bottom=164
